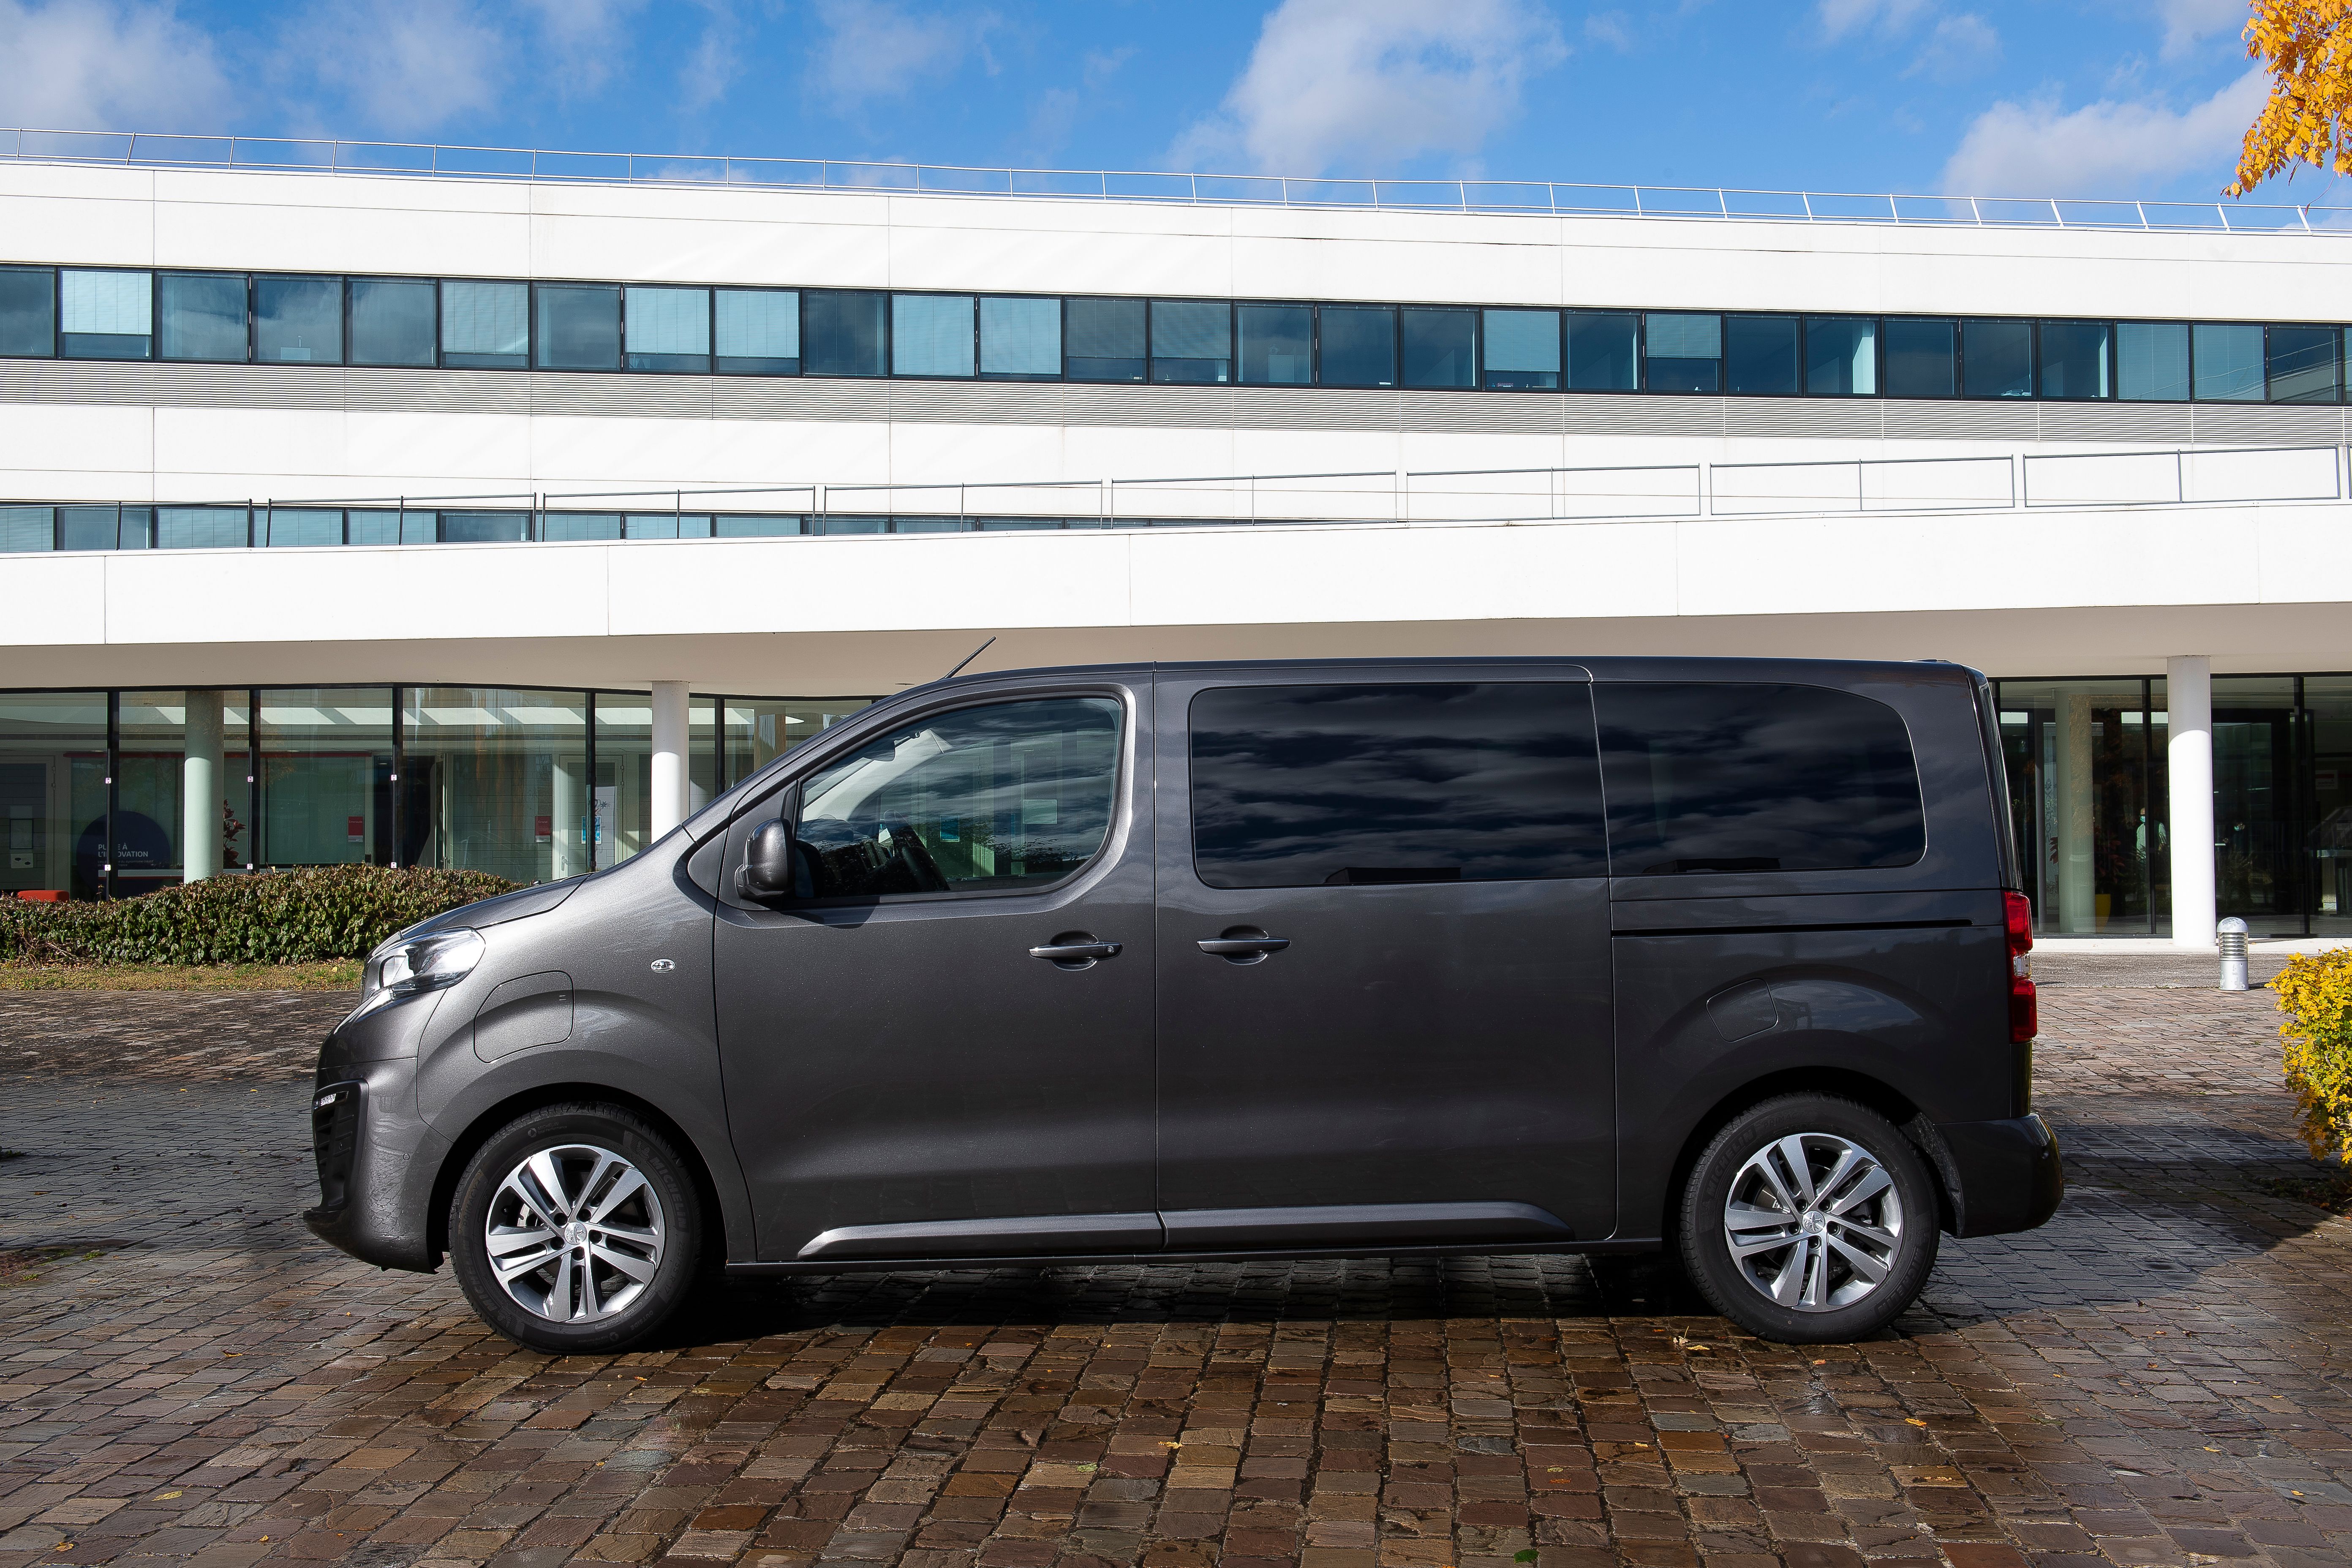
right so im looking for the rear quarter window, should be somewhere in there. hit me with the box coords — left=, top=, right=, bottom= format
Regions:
left=1595, top=682, right=1924, bottom=875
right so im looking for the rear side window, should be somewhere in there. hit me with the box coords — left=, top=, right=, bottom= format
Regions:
left=1595, top=683, right=1923, bottom=875
left=1189, top=682, right=1606, bottom=888
left=793, top=696, right=1120, bottom=897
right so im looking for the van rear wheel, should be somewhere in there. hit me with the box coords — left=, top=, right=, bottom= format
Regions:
left=448, top=1103, right=703, bottom=1354
left=1678, top=1094, right=1938, bottom=1344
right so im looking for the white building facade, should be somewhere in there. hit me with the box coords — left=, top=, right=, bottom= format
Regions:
left=3, top=149, right=2350, bottom=946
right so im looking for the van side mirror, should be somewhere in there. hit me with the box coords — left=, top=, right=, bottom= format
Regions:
left=735, top=784, right=802, bottom=902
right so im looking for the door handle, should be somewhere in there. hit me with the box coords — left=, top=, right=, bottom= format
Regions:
left=1029, top=941, right=1123, bottom=961
left=1196, top=935, right=1290, bottom=958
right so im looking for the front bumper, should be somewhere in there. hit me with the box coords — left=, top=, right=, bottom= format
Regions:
left=1930, top=1113, right=2063, bottom=1237
left=301, top=1045, right=449, bottom=1273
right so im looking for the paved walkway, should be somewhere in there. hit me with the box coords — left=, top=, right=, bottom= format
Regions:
left=0, top=981, right=2348, bottom=1568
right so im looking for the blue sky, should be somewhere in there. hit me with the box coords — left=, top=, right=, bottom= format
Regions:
left=0, top=0, right=2331, bottom=205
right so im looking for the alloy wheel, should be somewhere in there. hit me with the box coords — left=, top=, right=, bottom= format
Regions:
left=1720, top=1131, right=1905, bottom=1312
left=484, top=1143, right=667, bottom=1323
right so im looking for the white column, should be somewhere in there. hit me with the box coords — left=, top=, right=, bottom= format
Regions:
left=2169, top=655, right=2217, bottom=951
left=182, top=690, right=223, bottom=881
left=551, top=753, right=586, bottom=878
left=2055, top=693, right=2098, bottom=933
left=650, top=681, right=691, bottom=839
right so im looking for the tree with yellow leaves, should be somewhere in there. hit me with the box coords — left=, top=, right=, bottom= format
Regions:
left=2231, top=0, right=2352, bottom=194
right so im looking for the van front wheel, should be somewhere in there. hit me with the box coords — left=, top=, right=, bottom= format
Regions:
left=448, top=1103, right=703, bottom=1354
left=1678, top=1094, right=1938, bottom=1344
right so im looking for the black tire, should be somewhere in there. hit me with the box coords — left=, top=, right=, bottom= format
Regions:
left=448, top=1102, right=703, bottom=1354
left=1677, top=1094, right=1939, bottom=1344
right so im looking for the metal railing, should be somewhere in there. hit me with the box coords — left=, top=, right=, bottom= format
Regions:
left=3, top=126, right=2344, bottom=235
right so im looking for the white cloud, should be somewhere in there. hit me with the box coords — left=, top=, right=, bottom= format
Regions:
left=1171, top=0, right=1568, bottom=176
left=1583, top=10, right=1632, bottom=51
left=1818, top=0, right=1929, bottom=41
left=1939, top=66, right=2267, bottom=197
left=805, top=0, right=998, bottom=112
left=677, top=0, right=742, bottom=114
left=0, top=0, right=231, bottom=131
left=516, top=0, right=645, bottom=94
left=281, top=0, right=504, bottom=135
left=2156, top=0, right=2246, bottom=61
left=1906, top=12, right=1998, bottom=81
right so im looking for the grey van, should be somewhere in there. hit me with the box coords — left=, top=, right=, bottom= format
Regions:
left=307, top=657, right=2060, bottom=1349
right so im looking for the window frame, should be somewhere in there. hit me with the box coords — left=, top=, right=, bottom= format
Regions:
left=438, top=277, right=530, bottom=371
left=722, top=685, right=1135, bottom=910
left=888, top=290, right=978, bottom=381
left=346, top=276, right=440, bottom=369
left=1148, top=297, right=1235, bottom=386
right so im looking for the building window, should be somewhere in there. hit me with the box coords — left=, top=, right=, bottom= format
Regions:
left=61, top=506, right=150, bottom=550
left=1236, top=303, right=1313, bottom=385
left=892, top=294, right=976, bottom=378
left=803, top=290, right=886, bottom=378
left=1317, top=305, right=1395, bottom=389
left=2118, top=322, right=2189, bottom=401
left=345, top=509, right=430, bottom=546
left=442, top=280, right=528, bottom=369
left=979, top=296, right=1061, bottom=380
left=1883, top=317, right=1956, bottom=398
left=715, top=289, right=799, bottom=375
left=349, top=279, right=437, bottom=367
left=262, top=509, right=343, bottom=547
left=1401, top=308, right=1477, bottom=389
left=157, top=508, right=249, bottom=550
left=1963, top=318, right=2033, bottom=397
left=1065, top=297, right=1146, bottom=382
left=159, top=274, right=249, bottom=362
left=440, top=511, right=531, bottom=543
left=0, top=267, right=54, bottom=358
left=0, top=506, right=55, bottom=552
left=1152, top=299, right=1231, bottom=384
left=535, top=283, right=621, bottom=371
left=1566, top=311, right=1638, bottom=392
left=2192, top=323, right=2264, bottom=400
left=253, top=276, right=342, bottom=365
left=1723, top=315, right=1798, bottom=396
left=60, top=270, right=152, bottom=359
left=2038, top=320, right=2111, bottom=400
left=2267, top=324, right=2339, bottom=403
left=1483, top=308, right=1561, bottom=390
left=1644, top=312, right=1721, bottom=394
left=1804, top=316, right=1876, bottom=395
left=542, top=513, right=623, bottom=542
left=625, top=286, right=711, bottom=373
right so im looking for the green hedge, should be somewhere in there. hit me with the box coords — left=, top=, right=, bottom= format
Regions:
left=0, top=865, right=520, bottom=966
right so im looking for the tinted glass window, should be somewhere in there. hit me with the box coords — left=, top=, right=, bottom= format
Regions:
left=535, top=283, right=620, bottom=370
left=2268, top=324, right=2338, bottom=403
left=1724, top=315, right=1797, bottom=396
left=1400, top=308, right=1476, bottom=388
left=2038, top=320, right=2110, bottom=399
left=1236, top=303, right=1312, bottom=384
left=254, top=275, right=342, bottom=364
left=442, top=280, right=527, bottom=368
left=789, top=696, right=1121, bottom=898
left=1152, top=299, right=1230, bottom=384
left=1188, top=682, right=1606, bottom=889
left=1963, top=318, right=2033, bottom=397
left=2118, top=321, right=2189, bottom=401
left=158, top=273, right=246, bottom=362
left=0, top=267, right=54, bottom=357
left=1645, top=312, right=1721, bottom=394
left=1066, top=297, right=1145, bottom=381
left=2193, top=322, right=2263, bottom=400
left=626, top=285, right=710, bottom=373
left=349, top=278, right=436, bottom=366
left=1882, top=317, right=1955, bottom=398
left=1566, top=310, right=1637, bottom=392
left=1805, top=316, right=1876, bottom=395
left=893, top=293, right=975, bottom=377
left=980, top=296, right=1060, bottom=378
left=716, top=289, right=798, bottom=375
left=1595, top=683, right=1924, bottom=876
left=1318, top=305, right=1395, bottom=387
left=803, top=290, right=886, bottom=377
left=1482, top=308, right=1560, bottom=389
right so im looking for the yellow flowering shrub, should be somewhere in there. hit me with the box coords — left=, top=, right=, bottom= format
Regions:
left=2275, top=948, right=2352, bottom=1162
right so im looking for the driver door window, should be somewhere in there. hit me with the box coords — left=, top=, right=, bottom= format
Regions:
left=790, top=696, right=1122, bottom=898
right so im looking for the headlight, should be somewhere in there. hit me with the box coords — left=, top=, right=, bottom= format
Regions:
left=354, top=927, right=485, bottom=1016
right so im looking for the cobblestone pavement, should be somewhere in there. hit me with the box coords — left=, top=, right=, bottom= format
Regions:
left=0, top=993, right=352, bottom=1082
left=3, top=985, right=2352, bottom=1568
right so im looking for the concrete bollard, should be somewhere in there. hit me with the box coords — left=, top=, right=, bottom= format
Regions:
left=2218, top=916, right=2249, bottom=991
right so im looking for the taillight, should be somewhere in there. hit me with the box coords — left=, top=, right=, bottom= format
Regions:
left=2004, top=889, right=2037, bottom=1044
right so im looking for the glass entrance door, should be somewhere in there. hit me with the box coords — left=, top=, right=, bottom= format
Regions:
left=1995, top=679, right=2162, bottom=934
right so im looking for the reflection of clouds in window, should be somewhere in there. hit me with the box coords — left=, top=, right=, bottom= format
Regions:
left=1190, top=683, right=1606, bottom=888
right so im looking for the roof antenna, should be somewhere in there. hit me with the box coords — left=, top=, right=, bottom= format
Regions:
left=940, top=636, right=997, bottom=682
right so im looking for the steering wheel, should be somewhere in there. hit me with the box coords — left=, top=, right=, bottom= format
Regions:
left=881, top=821, right=951, bottom=893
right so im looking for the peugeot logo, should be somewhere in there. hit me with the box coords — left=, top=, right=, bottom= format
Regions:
left=650, top=958, right=676, bottom=973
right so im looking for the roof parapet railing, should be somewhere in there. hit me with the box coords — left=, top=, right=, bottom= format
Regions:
left=0, top=126, right=2339, bottom=236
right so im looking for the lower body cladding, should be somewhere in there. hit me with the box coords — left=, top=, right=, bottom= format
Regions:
left=305, top=1057, right=2062, bottom=1276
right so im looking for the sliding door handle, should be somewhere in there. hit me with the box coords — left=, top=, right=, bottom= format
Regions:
left=1197, top=934, right=1290, bottom=962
